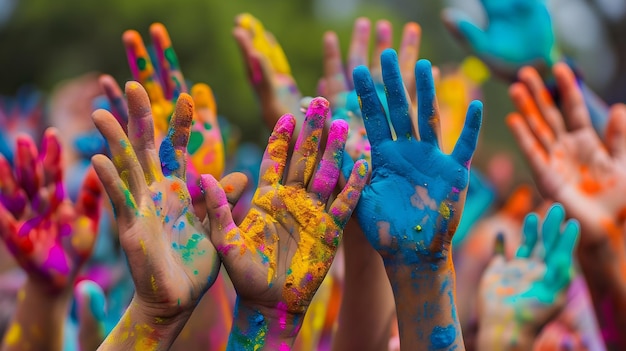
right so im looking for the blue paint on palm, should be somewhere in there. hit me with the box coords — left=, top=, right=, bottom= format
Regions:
left=446, top=0, right=558, bottom=78
left=353, top=50, right=482, bottom=265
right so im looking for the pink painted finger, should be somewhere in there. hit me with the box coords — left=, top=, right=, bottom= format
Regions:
left=150, top=23, right=187, bottom=100
left=285, top=97, right=330, bottom=187
left=159, top=94, right=193, bottom=179
left=201, top=174, right=237, bottom=244
left=347, top=18, right=371, bottom=87
left=258, top=114, right=295, bottom=187
left=98, top=74, right=129, bottom=129
left=72, top=167, right=102, bottom=260
left=0, top=200, right=17, bottom=241
left=41, top=128, right=65, bottom=212
left=309, top=119, right=348, bottom=203
left=15, top=135, right=43, bottom=200
left=126, top=81, right=163, bottom=184
left=329, top=159, right=368, bottom=228
left=0, top=153, right=25, bottom=216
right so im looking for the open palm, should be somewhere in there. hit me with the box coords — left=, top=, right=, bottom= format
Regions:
left=353, top=50, right=482, bottom=265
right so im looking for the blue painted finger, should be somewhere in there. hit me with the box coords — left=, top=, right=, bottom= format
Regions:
left=381, top=49, right=412, bottom=140
left=451, top=100, right=482, bottom=166
left=516, top=212, right=539, bottom=258
left=415, top=60, right=440, bottom=147
left=354, top=65, right=393, bottom=152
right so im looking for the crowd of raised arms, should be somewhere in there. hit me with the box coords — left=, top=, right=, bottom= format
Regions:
left=0, top=1, right=625, bottom=351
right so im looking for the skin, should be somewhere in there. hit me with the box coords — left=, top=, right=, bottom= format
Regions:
left=92, top=82, right=245, bottom=350
left=325, top=19, right=421, bottom=351
left=76, top=280, right=107, bottom=351
left=353, top=49, right=482, bottom=350
left=211, top=97, right=368, bottom=350
left=232, top=13, right=303, bottom=129
left=477, top=204, right=580, bottom=350
left=0, top=129, right=102, bottom=351
left=507, top=63, right=626, bottom=350
left=442, top=0, right=609, bottom=134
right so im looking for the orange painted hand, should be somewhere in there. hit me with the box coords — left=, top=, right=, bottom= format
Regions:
left=206, top=97, right=368, bottom=349
left=91, top=82, right=245, bottom=330
left=0, top=129, right=102, bottom=293
left=233, top=13, right=303, bottom=129
left=508, top=63, right=626, bottom=249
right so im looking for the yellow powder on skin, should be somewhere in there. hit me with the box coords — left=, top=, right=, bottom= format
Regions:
left=151, top=275, right=158, bottom=293
left=4, top=323, right=21, bottom=346
left=439, top=202, right=451, bottom=220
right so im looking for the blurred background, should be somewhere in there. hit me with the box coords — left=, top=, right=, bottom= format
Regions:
left=0, top=0, right=624, bottom=177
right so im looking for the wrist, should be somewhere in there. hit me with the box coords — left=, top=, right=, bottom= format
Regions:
left=227, top=299, right=302, bottom=350
left=385, top=256, right=464, bottom=350
left=98, top=297, right=191, bottom=351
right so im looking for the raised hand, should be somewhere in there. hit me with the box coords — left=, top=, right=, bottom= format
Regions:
left=442, top=0, right=560, bottom=80
left=204, top=97, right=367, bottom=349
left=0, top=129, right=102, bottom=291
left=353, top=48, right=482, bottom=350
left=477, top=204, right=579, bottom=350
left=92, top=82, right=243, bottom=350
left=322, top=18, right=421, bottom=162
left=0, top=129, right=102, bottom=351
left=109, top=23, right=224, bottom=185
left=233, top=13, right=303, bottom=129
left=508, top=63, right=626, bottom=349
left=76, top=280, right=107, bottom=351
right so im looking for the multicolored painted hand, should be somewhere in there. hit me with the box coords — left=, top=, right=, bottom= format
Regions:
left=233, top=13, right=303, bottom=129
left=322, top=18, right=421, bottom=162
left=478, top=204, right=579, bottom=349
left=92, top=82, right=240, bottom=324
left=102, top=23, right=224, bottom=199
left=205, top=97, right=367, bottom=349
left=354, top=49, right=482, bottom=265
left=0, top=129, right=102, bottom=291
left=353, top=49, right=481, bottom=350
left=442, top=0, right=560, bottom=80
left=507, top=64, right=626, bottom=248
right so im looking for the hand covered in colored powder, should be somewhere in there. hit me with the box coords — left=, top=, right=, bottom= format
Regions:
left=477, top=204, right=579, bottom=349
left=442, top=0, right=560, bottom=80
left=0, top=129, right=102, bottom=292
left=233, top=13, right=302, bottom=129
left=508, top=64, right=626, bottom=249
left=322, top=18, right=421, bottom=162
left=92, top=82, right=245, bottom=349
left=354, top=49, right=482, bottom=267
left=208, top=97, right=367, bottom=350
left=353, top=49, right=482, bottom=350
left=105, top=23, right=224, bottom=195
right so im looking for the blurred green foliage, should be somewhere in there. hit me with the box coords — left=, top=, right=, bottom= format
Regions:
left=0, top=0, right=521, bottom=172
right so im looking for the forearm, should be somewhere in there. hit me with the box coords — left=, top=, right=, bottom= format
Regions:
left=0, top=279, right=71, bottom=351
left=578, top=239, right=626, bottom=350
left=387, top=256, right=465, bottom=350
left=227, top=300, right=301, bottom=350
left=332, top=219, right=395, bottom=351
left=98, top=298, right=190, bottom=351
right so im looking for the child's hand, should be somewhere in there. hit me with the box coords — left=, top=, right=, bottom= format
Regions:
left=478, top=204, right=579, bottom=350
left=442, top=0, right=560, bottom=80
left=0, top=129, right=102, bottom=292
left=209, top=97, right=367, bottom=349
left=233, top=13, right=302, bottom=129
left=322, top=18, right=421, bottom=162
left=508, top=64, right=626, bottom=249
left=353, top=49, right=482, bottom=350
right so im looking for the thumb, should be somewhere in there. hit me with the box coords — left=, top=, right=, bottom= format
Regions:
left=75, top=280, right=106, bottom=351
left=200, top=174, right=238, bottom=247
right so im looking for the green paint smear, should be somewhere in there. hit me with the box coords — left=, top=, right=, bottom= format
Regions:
left=137, top=57, right=147, bottom=71
left=188, top=131, right=204, bottom=155
left=177, top=233, right=206, bottom=264
left=164, top=47, right=180, bottom=70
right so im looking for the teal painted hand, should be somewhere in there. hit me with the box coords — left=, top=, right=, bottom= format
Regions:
left=478, top=204, right=579, bottom=341
left=442, top=0, right=560, bottom=80
left=353, top=49, right=482, bottom=266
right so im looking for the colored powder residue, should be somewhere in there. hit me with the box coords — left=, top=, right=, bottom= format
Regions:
left=159, top=137, right=180, bottom=176
left=233, top=208, right=277, bottom=284
left=228, top=308, right=269, bottom=350
left=151, top=275, right=158, bottom=293
left=578, top=165, right=602, bottom=194
left=173, top=233, right=206, bottom=264
left=439, top=202, right=451, bottom=220
left=4, top=323, right=21, bottom=346
left=429, top=324, right=456, bottom=349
